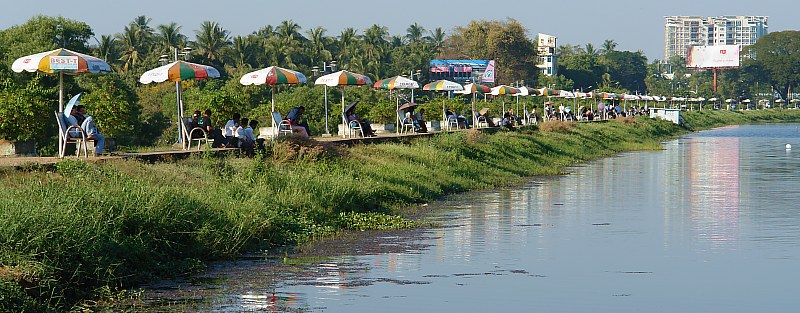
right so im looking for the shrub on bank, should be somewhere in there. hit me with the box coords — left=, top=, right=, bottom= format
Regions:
left=10, top=110, right=799, bottom=310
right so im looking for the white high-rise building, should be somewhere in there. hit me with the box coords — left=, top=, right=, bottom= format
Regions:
left=664, top=16, right=768, bottom=62
left=536, top=33, right=557, bottom=77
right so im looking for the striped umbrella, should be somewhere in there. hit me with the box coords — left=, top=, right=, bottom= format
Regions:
left=373, top=75, right=419, bottom=90
left=12, top=48, right=111, bottom=156
left=140, top=60, right=220, bottom=83
left=491, top=85, right=519, bottom=116
left=537, top=88, right=560, bottom=97
left=373, top=76, right=419, bottom=134
left=423, top=80, right=464, bottom=121
left=140, top=61, right=220, bottom=146
left=12, top=48, right=111, bottom=112
left=459, top=83, right=492, bottom=126
left=240, top=66, right=308, bottom=135
left=315, top=70, right=372, bottom=137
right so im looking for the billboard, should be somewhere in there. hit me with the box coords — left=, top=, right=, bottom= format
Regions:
left=687, top=45, right=740, bottom=69
left=429, top=60, right=493, bottom=83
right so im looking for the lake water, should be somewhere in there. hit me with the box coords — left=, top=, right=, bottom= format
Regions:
left=141, top=124, right=800, bottom=312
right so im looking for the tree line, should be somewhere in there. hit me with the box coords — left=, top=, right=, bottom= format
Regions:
left=1, top=15, right=798, bottom=154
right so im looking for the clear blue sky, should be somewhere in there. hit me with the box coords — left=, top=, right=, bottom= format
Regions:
left=1, top=0, right=795, bottom=61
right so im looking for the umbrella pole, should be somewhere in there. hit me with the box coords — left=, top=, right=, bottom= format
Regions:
left=442, top=94, right=446, bottom=123
left=176, top=81, right=184, bottom=145
left=396, top=96, right=400, bottom=135
left=341, top=89, right=346, bottom=138
left=272, top=87, right=276, bottom=139
left=58, top=71, right=64, bottom=157
left=472, top=93, right=477, bottom=127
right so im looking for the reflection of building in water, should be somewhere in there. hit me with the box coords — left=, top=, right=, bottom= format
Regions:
left=687, top=137, right=741, bottom=247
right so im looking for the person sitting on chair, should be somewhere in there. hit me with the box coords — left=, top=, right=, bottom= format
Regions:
left=196, top=109, right=225, bottom=147
left=347, top=108, right=376, bottom=137
left=72, top=105, right=106, bottom=156
left=238, top=119, right=260, bottom=156
left=286, top=106, right=310, bottom=138
left=223, top=112, right=241, bottom=147
left=414, top=108, right=428, bottom=133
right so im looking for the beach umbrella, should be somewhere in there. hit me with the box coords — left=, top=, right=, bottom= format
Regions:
left=140, top=60, right=220, bottom=145
left=12, top=48, right=111, bottom=156
left=12, top=48, right=111, bottom=112
left=459, top=83, right=492, bottom=126
left=373, top=75, right=419, bottom=134
left=423, top=79, right=464, bottom=121
left=240, top=66, right=307, bottom=136
left=537, top=88, right=560, bottom=97
left=315, top=70, right=372, bottom=138
left=491, top=85, right=519, bottom=115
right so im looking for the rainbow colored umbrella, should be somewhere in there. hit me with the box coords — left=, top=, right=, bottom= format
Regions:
left=373, top=75, right=419, bottom=90
left=458, top=83, right=492, bottom=126
left=423, top=79, right=464, bottom=121
left=537, top=88, right=560, bottom=97
left=240, top=66, right=307, bottom=135
left=140, top=61, right=220, bottom=146
left=491, top=85, right=519, bottom=115
left=373, top=76, right=419, bottom=134
left=315, top=70, right=372, bottom=137
left=12, top=48, right=111, bottom=112
left=12, top=48, right=111, bottom=156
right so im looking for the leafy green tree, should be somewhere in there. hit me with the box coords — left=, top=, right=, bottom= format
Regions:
left=306, top=26, right=332, bottom=67
left=93, top=34, right=119, bottom=62
left=77, top=73, right=142, bottom=145
left=745, top=30, right=800, bottom=100
left=406, top=23, right=426, bottom=44
left=559, top=53, right=603, bottom=90
left=155, top=22, right=186, bottom=54
left=0, top=77, right=52, bottom=142
left=601, top=50, right=647, bottom=93
left=0, top=15, right=93, bottom=64
left=601, top=39, right=617, bottom=54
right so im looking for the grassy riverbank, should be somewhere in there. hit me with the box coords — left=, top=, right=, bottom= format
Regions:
left=2, top=110, right=798, bottom=311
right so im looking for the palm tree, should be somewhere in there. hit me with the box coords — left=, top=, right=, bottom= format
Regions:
left=426, top=27, right=447, bottom=53
left=156, top=22, right=186, bottom=53
left=276, top=20, right=302, bottom=41
left=192, top=21, right=232, bottom=63
left=94, top=35, right=118, bottom=62
left=337, top=27, right=359, bottom=66
left=230, top=35, right=257, bottom=68
left=601, top=39, right=617, bottom=54
left=406, top=23, right=426, bottom=43
left=306, top=26, right=332, bottom=66
left=116, top=24, right=143, bottom=73
left=585, top=43, right=599, bottom=56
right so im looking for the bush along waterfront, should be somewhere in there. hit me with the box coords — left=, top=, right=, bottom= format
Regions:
left=2, top=110, right=800, bottom=311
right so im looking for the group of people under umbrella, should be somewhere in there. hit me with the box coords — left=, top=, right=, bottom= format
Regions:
left=13, top=47, right=681, bottom=157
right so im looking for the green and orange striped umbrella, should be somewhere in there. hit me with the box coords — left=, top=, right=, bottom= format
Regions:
left=423, top=80, right=464, bottom=121
left=537, top=87, right=560, bottom=96
left=490, top=85, right=519, bottom=96
left=459, top=83, right=492, bottom=94
left=314, top=70, right=372, bottom=137
left=139, top=60, right=220, bottom=83
left=373, top=75, right=419, bottom=90
left=314, top=70, right=371, bottom=87
left=240, top=66, right=307, bottom=86
left=240, top=66, right=307, bottom=115
left=140, top=61, right=220, bottom=147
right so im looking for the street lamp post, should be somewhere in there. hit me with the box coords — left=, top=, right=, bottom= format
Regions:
left=410, top=69, right=422, bottom=102
left=159, top=46, right=192, bottom=145
left=312, top=61, right=337, bottom=136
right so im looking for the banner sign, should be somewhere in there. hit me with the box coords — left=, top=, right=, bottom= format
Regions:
left=49, top=56, right=79, bottom=70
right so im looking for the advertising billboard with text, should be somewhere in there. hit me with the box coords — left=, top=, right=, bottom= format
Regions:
left=687, top=45, right=740, bottom=69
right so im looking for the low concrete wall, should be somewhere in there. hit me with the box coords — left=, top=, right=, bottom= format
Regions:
left=0, top=140, right=37, bottom=157
left=649, top=108, right=681, bottom=125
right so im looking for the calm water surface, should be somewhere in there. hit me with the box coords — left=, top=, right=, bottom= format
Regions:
left=143, top=124, right=800, bottom=312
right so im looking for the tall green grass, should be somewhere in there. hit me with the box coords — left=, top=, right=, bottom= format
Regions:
left=1, top=111, right=790, bottom=311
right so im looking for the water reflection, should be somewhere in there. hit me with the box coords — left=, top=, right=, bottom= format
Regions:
left=139, top=124, right=800, bottom=313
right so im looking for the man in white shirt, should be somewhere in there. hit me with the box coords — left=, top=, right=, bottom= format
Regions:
left=239, top=119, right=260, bottom=156
left=223, top=113, right=241, bottom=147
left=74, top=105, right=105, bottom=156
